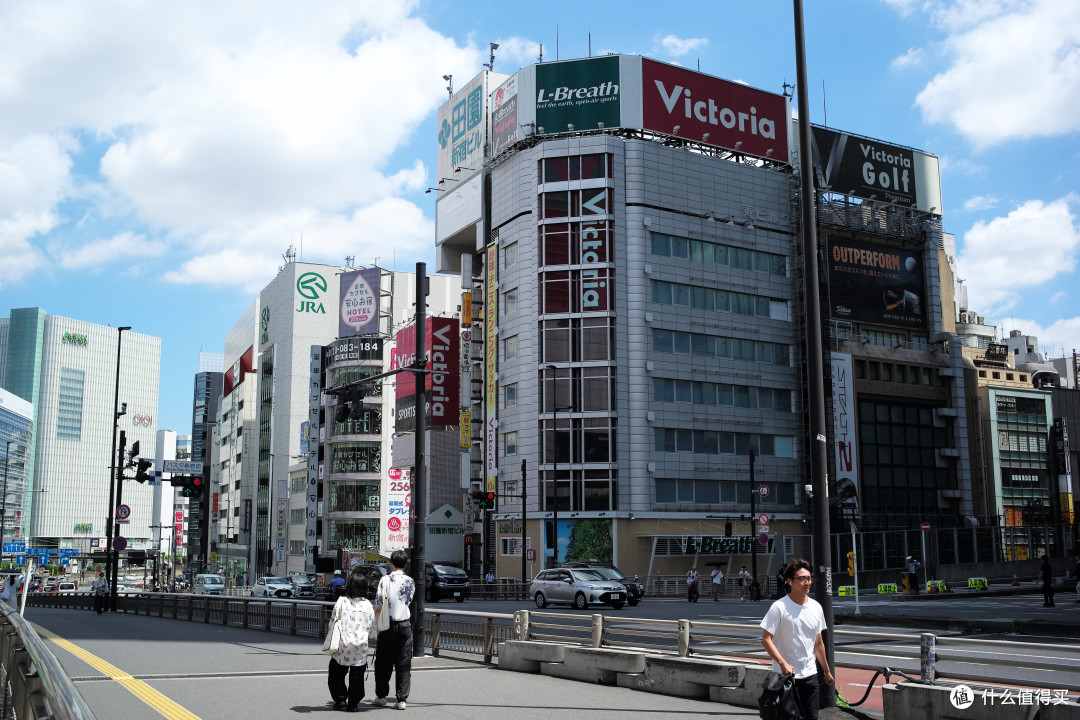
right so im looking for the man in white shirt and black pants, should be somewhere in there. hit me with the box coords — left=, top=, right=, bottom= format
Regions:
left=760, top=558, right=834, bottom=720
left=372, top=550, right=416, bottom=710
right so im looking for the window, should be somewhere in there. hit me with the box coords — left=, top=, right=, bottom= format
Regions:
left=504, top=242, right=518, bottom=268
left=505, top=384, right=518, bottom=408
left=57, top=368, right=85, bottom=441
left=290, top=509, right=305, bottom=524
left=505, top=288, right=518, bottom=314
left=505, top=335, right=518, bottom=360
left=501, top=537, right=527, bottom=556
left=504, top=432, right=518, bottom=456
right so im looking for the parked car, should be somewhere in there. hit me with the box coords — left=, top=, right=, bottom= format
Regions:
left=194, top=574, right=226, bottom=596
left=250, top=576, right=293, bottom=598
left=562, top=562, right=643, bottom=606
left=350, top=564, right=388, bottom=601
left=424, top=563, right=470, bottom=603
left=529, top=568, right=626, bottom=610
left=290, top=574, right=316, bottom=598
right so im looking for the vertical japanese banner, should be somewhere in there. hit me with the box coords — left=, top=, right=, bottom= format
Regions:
left=383, top=467, right=411, bottom=550
left=485, top=244, right=498, bottom=493
left=830, top=352, right=859, bottom=508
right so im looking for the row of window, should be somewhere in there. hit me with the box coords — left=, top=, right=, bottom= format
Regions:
left=539, top=154, right=612, bottom=183
left=653, top=428, right=795, bottom=458
left=655, top=479, right=797, bottom=505
left=855, top=359, right=936, bottom=386
left=57, top=368, right=85, bottom=441
left=653, top=378, right=792, bottom=411
left=651, top=280, right=788, bottom=320
left=651, top=232, right=787, bottom=276
left=653, top=329, right=789, bottom=365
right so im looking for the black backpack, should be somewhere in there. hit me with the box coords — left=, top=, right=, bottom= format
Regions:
left=758, top=671, right=804, bottom=720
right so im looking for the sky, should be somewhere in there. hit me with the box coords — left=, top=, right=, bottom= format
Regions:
left=1, top=0, right=1078, bottom=433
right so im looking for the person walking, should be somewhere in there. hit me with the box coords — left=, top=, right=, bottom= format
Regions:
left=372, top=550, right=415, bottom=710
left=710, top=566, right=724, bottom=600
left=760, top=558, right=834, bottom=720
left=326, top=572, right=377, bottom=712
left=1, top=576, right=18, bottom=611
left=1039, top=555, right=1055, bottom=608
left=686, top=565, right=700, bottom=602
left=1070, top=553, right=1080, bottom=603
left=92, top=571, right=109, bottom=614
left=737, top=566, right=752, bottom=601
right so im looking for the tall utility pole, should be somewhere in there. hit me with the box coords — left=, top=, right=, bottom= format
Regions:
left=520, top=459, right=527, bottom=585
left=794, top=0, right=836, bottom=703
left=105, top=325, right=130, bottom=612
left=749, top=450, right=758, bottom=601
left=411, top=262, right=428, bottom=657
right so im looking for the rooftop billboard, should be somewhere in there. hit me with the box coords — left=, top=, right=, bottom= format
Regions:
left=827, top=238, right=927, bottom=330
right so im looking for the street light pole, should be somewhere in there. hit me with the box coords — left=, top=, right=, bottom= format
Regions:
left=543, top=365, right=572, bottom=569
left=105, top=326, right=130, bottom=613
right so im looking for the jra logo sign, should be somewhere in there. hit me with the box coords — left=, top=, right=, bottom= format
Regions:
left=296, top=272, right=327, bottom=314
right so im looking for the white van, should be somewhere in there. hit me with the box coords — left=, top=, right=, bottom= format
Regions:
left=194, top=574, right=226, bottom=596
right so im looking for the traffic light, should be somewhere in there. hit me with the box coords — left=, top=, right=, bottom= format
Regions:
left=134, top=458, right=153, bottom=483
left=846, top=551, right=855, bottom=576
left=335, top=384, right=366, bottom=422
left=471, top=490, right=496, bottom=510
left=182, top=476, right=204, bottom=498
left=126, top=440, right=141, bottom=467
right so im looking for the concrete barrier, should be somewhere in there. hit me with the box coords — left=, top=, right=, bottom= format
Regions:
left=498, top=640, right=569, bottom=672
left=540, top=648, right=647, bottom=684
left=709, top=663, right=771, bottom=707
left=882, top=681, right=1080, bottom=719
left=616, top=655, right=744, bottom=698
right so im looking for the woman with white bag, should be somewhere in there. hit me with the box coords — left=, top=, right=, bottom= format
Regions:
left=324, top=572, right=377, bottom=712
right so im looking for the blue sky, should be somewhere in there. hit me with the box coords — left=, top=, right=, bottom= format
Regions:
left=1, top=0, right=1078, bottom=432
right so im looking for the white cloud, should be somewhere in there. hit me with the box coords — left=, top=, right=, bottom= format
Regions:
left=656, top=35, right=708, bottom=57
left=492, top=36, right=542, bottom=68
left=0, top=1, right=476, bottom=287
left=958, top=196, right=1080, bottom=313
left=1049, top=291, right=1067, bottom=304
left=962, top=195, right=999, bottom=212
left=915, top=0, right=1080, bottom=147
left=52, top=231, right=168, bottom=270
left=890, top=47, right=925, bottom=69
left=993, top=315, right=1080, bottom=359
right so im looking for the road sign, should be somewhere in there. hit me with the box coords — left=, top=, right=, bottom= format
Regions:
left=116, top=504, right=131, bottom=522
left=758, top=533, right=769, bottom=546
left=57, top=548, right=78, bottom=557
left=163, top=460, right=202, bottom=474
left=113, top=536, right=127, bottom=552
left=526, top=549, right=535, bottom=562
left=756, top=513, right=770, bottom=526
left=758, top=484, right=769, bottom=498
left=2, top=542, right=26, bottom=554
left=921, top=522, right=931, bottom=532
left=759, top=525, right=770, bottom=534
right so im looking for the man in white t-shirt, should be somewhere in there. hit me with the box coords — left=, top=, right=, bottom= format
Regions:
left=760, top=559, right=834, bottom=720
left=710, top=567, right=724, bottom=600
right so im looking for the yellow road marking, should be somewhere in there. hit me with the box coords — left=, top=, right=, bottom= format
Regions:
left=32, top=623, right=200, bottom=720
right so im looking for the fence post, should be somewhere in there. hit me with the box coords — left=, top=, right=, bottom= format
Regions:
left=482, top=617, right=493, bottom=664
left=290, top=601, right=297, bottom=635
left=590, top=614, right=604, bottom=648
left=264, top=601, right=271, bottom=632
left=677, top=619, right=690, bottom=657
left=512, top=610, right=529, bottom=640
left=430, top=613, right=441, bottom=657
left=920, top=633, right=936, bottom=682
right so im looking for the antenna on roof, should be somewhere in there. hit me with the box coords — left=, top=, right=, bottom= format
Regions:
left=588, top=32, right=591, bottom=57
left=538, top=43, right=543, bottom=63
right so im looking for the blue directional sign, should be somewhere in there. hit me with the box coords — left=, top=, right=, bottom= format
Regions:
left=57, top=549, right=79, bottom=557
left=15, top=555, right=25, bottom=565
left=2, top=542, right=27, bottom=554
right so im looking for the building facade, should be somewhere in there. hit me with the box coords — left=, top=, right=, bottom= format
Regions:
left=0, top=309, right=161, bottom=550
left=189, top=353, right=223, bottom=572
left=0, top=387, right=34, bottom=543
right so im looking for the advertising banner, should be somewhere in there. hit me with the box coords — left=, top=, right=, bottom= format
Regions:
left=803, top=122, right=942, bottom=214
left=642, top=58, right=788, bottom=161
left=830, top=352, right=859, bottom=509
left=490, top=74, right=518, bottom=157
left=437, top=73, right=489, bottom=182
left=391, top=318, right=461, bottom=433
left=339, top=267, right=380, bottom=337
left=485, top=244, right=498, bottom=493
left=827, top=238, right=926, bottom=329
left=383, top=468, right=411, bottom=551
left=536, top=56, right=621, bottom=133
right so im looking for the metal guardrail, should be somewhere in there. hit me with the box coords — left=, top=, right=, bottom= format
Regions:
left=0, top=604, right=96, bottom=720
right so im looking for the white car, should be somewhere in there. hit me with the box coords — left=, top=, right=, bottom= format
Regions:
left=251, top=576, right=293, bottom=598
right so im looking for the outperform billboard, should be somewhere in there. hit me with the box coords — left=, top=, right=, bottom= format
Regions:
left=828, top=239, right=926, bottom=330
left=641, top=58, right=788, bottom=161
left=391, top=317, right=460, bottom=433
left=803, top=122, right=942, bottom=214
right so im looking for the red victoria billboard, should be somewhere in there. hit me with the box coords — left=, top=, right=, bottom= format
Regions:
left=391, top=317, right=460, bottom=432
left=642, top=58, right=788, bottom=161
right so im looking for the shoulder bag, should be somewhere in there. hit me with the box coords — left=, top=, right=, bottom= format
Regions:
left=322, top=601, right=342, bottom=655
left=758, top=671, right=801, bottom=720
left=376, top=576, right=390, bottom=632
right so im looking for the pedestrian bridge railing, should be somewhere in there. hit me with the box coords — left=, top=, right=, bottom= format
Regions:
left=0, top=603, right=97, bottom=720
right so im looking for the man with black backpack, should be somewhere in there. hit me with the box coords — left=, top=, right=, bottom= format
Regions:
left=760, top=559, right=833, bottom=720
